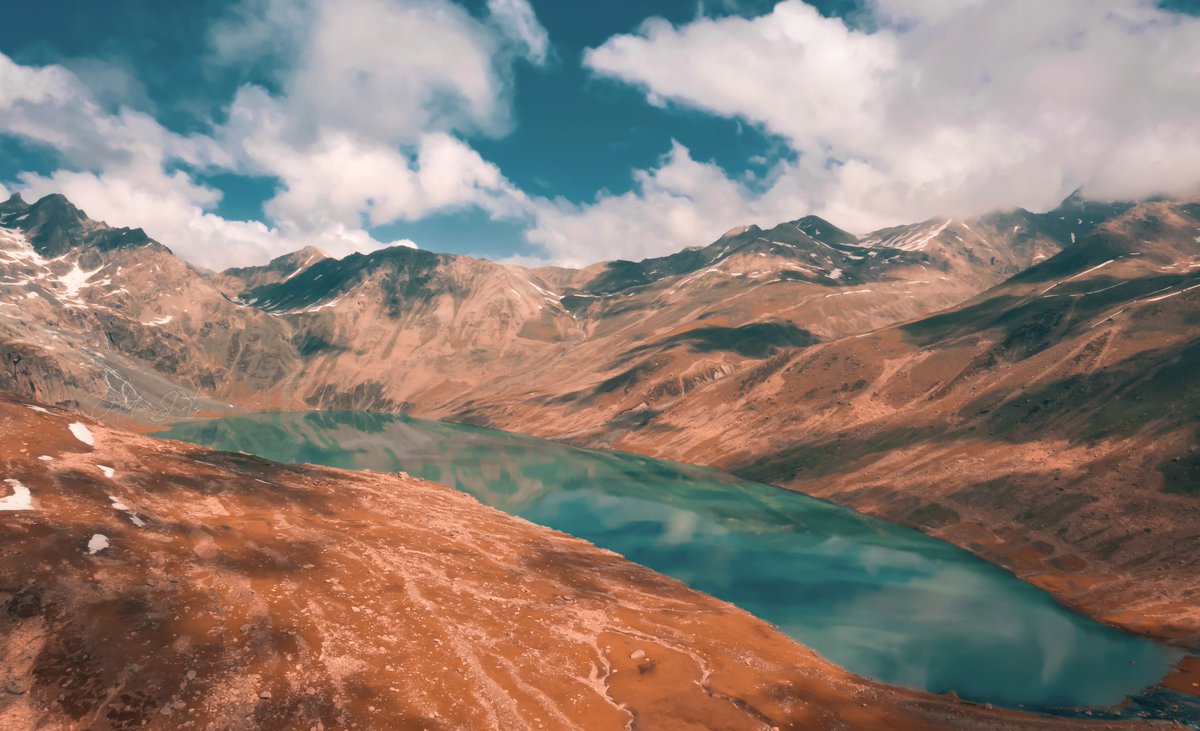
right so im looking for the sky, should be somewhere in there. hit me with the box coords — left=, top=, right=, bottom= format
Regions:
left=0, top=0, right=1198, bottom=270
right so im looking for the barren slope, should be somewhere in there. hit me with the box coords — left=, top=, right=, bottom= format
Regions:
left=0, top=394, right=1153, bottom=730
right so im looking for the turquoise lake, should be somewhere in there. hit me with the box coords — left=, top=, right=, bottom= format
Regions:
left=158, top=411, right=1186, bottom=715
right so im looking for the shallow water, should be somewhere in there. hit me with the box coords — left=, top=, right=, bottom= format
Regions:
left=159, top=411, right=1183, bottom=712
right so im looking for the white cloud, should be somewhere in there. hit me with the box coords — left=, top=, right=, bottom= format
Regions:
left=487, top=0, right=552, bottom=65
left=14, top=166, right=411, bottom=270
left=579, top=0, right=1200, bottom=236
left=209, top=0, right=313, bottom=73
left=0, top=0, right=550, bottom=269
left=587, top=4, right=895, bottom=154
left=0, top=53, right=227, bottom=174
left=527, top=142, right=806, bottom=265
left=283, top=0, right=510, bottom=143
left=207, top=0, right=543, bottom=255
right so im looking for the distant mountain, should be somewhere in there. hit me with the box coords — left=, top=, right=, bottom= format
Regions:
left=0, top=195, right=294, bottom=416
left=0, top=193, right=154, bottom=257
left=215, top=245, right=326, bottom=293
left=0, top=191, right=1134, bottom=419
left=190, top=193, right=1121, bottom=415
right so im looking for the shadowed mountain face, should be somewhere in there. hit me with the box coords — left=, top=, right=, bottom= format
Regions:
left=0, top=194, right=153, bottom=257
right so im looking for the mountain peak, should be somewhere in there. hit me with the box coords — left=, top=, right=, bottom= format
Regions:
left=1, top=192, right=153, bottom=256
left=790, top=215, right=858, bottom=246
left=0, top=192, right=28, bottom=216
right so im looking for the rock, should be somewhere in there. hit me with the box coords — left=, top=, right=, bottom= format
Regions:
left=630, top=649, right=646, bottom=660
left=186, top=669, right=197, bottom=680
left=4, top=681, right=28, bottom=695
left=259, top=690, right=272, bottom=700
left=6, top=591, right=42, bottom=618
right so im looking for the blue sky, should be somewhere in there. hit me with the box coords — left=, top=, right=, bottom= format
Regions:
left=1, top=0, right=1198, bottom=269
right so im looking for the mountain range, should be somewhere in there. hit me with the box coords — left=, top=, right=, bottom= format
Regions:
left=1, top=188, right=1197, bottom=655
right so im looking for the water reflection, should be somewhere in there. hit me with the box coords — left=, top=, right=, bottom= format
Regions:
left=160, top=411, right=1181, bottom=711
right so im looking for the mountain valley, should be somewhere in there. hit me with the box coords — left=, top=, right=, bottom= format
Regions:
left=2, top=190, right=1199, bottom=727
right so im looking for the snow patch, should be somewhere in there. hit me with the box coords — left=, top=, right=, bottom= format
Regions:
left=37, top=455, right=53, bottom=462
left=68, top=422, right=95, bottom=446
left=859, top=219, right=951, bottom=252
left=302, top=296, right=343, bottom=314
left=0, top=479, right=34, bottom=511
left=109, top=495, right=146, bottom=527
left=1069, top=259, right=1115, bottom=280
left=87, top=534, right=109, bottom=555
left=56, top=264, right=103, bottom=302
left=98, top=465, right=116, bottom=479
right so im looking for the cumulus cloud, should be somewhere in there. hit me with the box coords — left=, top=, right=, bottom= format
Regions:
left=0, top=0, right=548, bottom=269
left=282, top=0, right=511, bottom=142
left=567, top=0, right=1200, bottom=247
left=0, top=54, right=227, bottom=174
left=221, top=85, right=530, bottom=236
left=528, top=142, right=808, bottom=265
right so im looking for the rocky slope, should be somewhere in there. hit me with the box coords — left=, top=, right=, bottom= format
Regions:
left=210, top=193, right=1117, bottom=418
left=1, top=393, right=1153, bottom=731
left=0, top=191, right=1120, bottom=422
left=0, top=193, right=295, bottom=423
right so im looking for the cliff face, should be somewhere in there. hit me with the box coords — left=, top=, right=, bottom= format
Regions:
left=0, top=394, right=1123, bottom=731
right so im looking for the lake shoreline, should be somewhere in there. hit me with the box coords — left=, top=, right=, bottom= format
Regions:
left=156, top=410, right=1199, bottom=723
